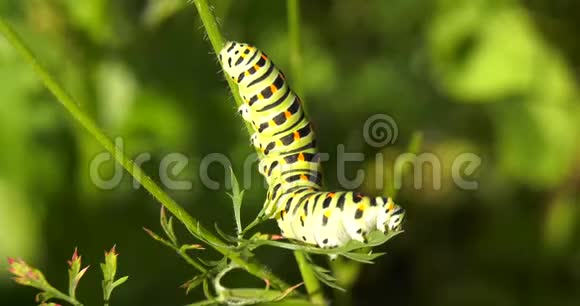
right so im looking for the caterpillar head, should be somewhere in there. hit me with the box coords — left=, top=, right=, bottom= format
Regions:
left=219, top=41, right=256, bottom=79
left=377, top=197, right=405, bottom=232
left=387, top=204, right=405, bottom=231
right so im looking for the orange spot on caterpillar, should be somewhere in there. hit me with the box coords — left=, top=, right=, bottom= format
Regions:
left=327, top=192, right=336, bottom=198
left=284, top=111, right=292, bottom=119
left=293, top=131, right=300, bottom=141
left=254, top=64, right=260, bottom=70
left=298, top=152, right=305, bottom=161
left=261, top=54, right=268, bottom=60
left=270, top=84, right=278, bottom=93
left=300, top=174, right=308, bottom=181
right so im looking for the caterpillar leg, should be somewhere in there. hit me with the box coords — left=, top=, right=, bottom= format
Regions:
left=237, top=103, right=251, bottom=122
left=250, top=132, right=257, bottom=146
left=250, top=132, right=264, bottom=151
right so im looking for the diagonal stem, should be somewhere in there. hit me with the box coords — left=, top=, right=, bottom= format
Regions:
left=0, top=16, right=289, bottom=291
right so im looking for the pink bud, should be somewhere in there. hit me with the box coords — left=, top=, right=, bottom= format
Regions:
left=27, top=270, right=39, bottom=280
left=72, top=248, right=79, bottom=261
left=69, top=248, right=82, bottom=267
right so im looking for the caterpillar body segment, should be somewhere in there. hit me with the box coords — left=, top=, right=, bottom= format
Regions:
left=252, top=120, right=316, bottom=156
left=258, top=152, right=323, bottom=185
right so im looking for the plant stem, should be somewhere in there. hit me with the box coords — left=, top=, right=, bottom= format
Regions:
left=294, top=251, right=325, bottom=305
left=48, top=285, right=83, bottom=306
left=192, top=0, right=256, bottom=134
left=287, top=1, right=326, bottom=303
left=0, top=17, right=289, bottom=291
left=287, top=0, right=303, bottom=98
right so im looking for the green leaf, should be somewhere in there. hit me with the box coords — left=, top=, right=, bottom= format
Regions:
left=215, top=285, right=306, bottom=305
left=35, top=292, right=57, bottom=303
left=100, top=246, right=127, bottom=304
left=112, top=276, right=129, bottom=290
left=239, top=230, right=402, bottom=259
left=160, top=207, right=178, bottom=244
left=310, top=265, right=344, bottom=292
left=143, top=227, right=174, bottom=248
left=340, top=252, right=385, bottom=264
left=227, top=167, right=245, bottom=236
left=214, top=223, right=239, bottom=243
left=198, top=257, right=228, bottom=268
left=182, top=274, right=207, bottom=294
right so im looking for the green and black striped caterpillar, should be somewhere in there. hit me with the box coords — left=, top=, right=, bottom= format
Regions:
left=219, top=41, right=405, bottom=248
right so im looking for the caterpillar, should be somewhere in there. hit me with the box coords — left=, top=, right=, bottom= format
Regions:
left=270, top=189, right=405, bottom=247
left=219, top=41, right=405, bottom=248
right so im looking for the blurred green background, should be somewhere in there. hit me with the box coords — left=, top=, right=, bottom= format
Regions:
left=1, top=0, right=580, bottom=305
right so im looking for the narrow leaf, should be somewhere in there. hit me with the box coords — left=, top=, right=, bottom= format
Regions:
left=214, top=223, right=239, bottom=242
left=143, top=227, right=174, bottom=248
left=181, top=274, right=206, bottom=294
left=340, top=252, right=384, bottom=264
left=227, top=167, right=244, bottom=236
left=112, top=276, right=129, bottom=289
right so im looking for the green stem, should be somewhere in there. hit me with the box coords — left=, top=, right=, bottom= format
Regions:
left=194, top=0, right=323, bottom=300
left=0, top=17, right=289, bottom=290
left=294, top=251, right=325, bottom=305
left=192, top=0, right=254, bottom=133
left=287, top=1, right=325, bottom=303
left=287, top=0, right=303, bottom=97
left=177, top=245, right=208, bottom=273
left=46, top=283, right=83, bottom=306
